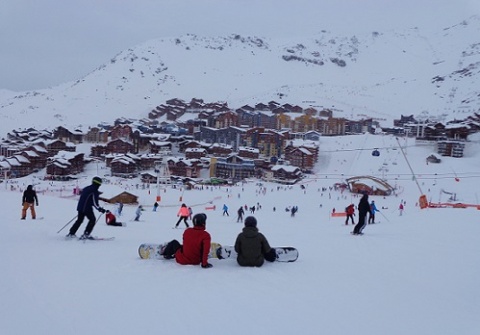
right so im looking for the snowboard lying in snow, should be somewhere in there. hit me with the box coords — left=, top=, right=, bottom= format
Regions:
left=138, top=242, right=298, bottom=262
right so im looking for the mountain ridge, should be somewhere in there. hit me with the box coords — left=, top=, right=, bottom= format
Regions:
left=0, top=16, right=479, bottom=136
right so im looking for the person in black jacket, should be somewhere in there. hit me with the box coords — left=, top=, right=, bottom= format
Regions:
left=66, top=177, right=106, bottom=239
left=21, top=185, right=39, bottom=219
left=352, top=193, right=371, bottom=235
left=234, top=216, right=276, bottom=267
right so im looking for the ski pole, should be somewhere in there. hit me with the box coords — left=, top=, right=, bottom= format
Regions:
left=378, top=211, right=390, bottom=222
left=57, top=215, right=78, bottom=233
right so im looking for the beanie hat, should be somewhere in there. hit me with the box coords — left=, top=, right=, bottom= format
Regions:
left=92, top=176, right=103, bottom=186
left=244, top=216, right=257, bottom=227
left=193, top=213, right=207, bottom=226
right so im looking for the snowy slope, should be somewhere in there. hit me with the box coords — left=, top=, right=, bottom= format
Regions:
left=1, top=134, right=479, bottom=335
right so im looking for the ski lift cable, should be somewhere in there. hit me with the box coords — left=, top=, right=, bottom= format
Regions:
left=395, top=137, right=424, bottom=195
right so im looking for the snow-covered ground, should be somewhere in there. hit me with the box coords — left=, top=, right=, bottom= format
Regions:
left=1, top=134, right=479, bottom=335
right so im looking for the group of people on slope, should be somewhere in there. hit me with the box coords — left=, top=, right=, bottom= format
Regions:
left=349, top=194, right=379, bottom=235
left=162, top=213, right=275, bottom=268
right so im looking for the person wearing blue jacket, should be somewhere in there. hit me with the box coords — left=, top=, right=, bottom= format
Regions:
left=66, top=177, right=105, bottom=239
left=368, top=200, right=379, bottom=224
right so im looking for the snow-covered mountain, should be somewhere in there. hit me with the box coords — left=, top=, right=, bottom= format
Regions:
left=1, top=16, right=479, bottom=136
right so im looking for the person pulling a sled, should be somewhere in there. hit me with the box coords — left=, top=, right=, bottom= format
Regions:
left=162, top=213, right=213, bottom=269
left=66, top=177, right=106, bottom=239
left=105, top=210, right=124, bottom=227
left=21, top=184, right=39, bottom=220
left=234, top=216, right=276, bottom=267
left=352, top=194, right=370, bottom=235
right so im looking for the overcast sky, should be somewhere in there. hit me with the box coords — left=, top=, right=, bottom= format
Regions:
left=1, top=0, right=478, bottom=92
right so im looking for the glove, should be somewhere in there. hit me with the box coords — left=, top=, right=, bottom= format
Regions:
left=36, top=202, right=39, bottom=206
left=201, top=263, right=213, bottom=269
left=99, top=207, right=106, bottom=214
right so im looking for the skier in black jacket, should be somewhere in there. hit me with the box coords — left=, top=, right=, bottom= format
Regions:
left=21, top=185, right=39, bottom=219
left=66, top=177, right=106, bottom=239
left=352, top=193, right=371, bottom=235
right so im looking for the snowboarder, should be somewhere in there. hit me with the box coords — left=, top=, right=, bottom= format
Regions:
left=345, top=204, right=355, bottom=225
left=352, top=193, right=370, bottom=235
left=368, top=200, right=379, bottom=224
left=153, top=202, right=159, bottom=212
left=234, top=216, right=276, bottom=267
left=66, top=177, right=106, bottom=239
left=222, top=204, right=229, bottom=216
left=105, top=210, right=124, bottom=227
left=175, top=203, right=190, bottom=228
left=134, top=205, right=144, bottom=221
left=162, top=213, right=213, bottom=268
left=21, top=184, right=39, bottom=220
left=237, top=206, right=244, bottom=222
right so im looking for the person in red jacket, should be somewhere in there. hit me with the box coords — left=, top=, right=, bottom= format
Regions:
left=105, top=210, right=124, bottom=227
left=175, top=203, right=190, bottom=228
left=162, top=213, right=213, bottom=268
left=345, top=204, right=355, bottom=225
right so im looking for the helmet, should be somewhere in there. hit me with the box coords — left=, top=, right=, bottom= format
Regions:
left=92, top=176, right=103, bottom=186
left=192, top=213, right=207, bottom=226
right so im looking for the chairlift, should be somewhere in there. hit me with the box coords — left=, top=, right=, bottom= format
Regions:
left=372, top=149, right=380, bottom=157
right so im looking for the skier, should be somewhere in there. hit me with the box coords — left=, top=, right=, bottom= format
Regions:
left=116, top=201, right=123, bottom=216
left=188, top=206, right=193, bottom=220
left=175, top=203, right=190, bottom=228
left=291, top=205, right=298, bottom=217
left=345, top=204, right=355, bottom=225
left=21, top=184, right=39, bottom=220
left=162, top=213, right=213, bottom=269
left=368, top=200, right=379, bottom=224
left=66, top=177, right=106, bottom=239
left=105, top=210, right=124, bottom=227
left=153, top=202, right=159, bottom=212
left=399, top=202, right=404, bottom=216
left=234, top=216, right=276, bottom=267
left=134, top=205, right=144, bottom=221
left=222, top=204, right=229, bottom=216
left=237, top=206, right=244, bottom=223
left=352, top=193, right=370, bottom=235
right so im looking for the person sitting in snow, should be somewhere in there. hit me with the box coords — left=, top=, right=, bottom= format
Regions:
left=161, top=213, right=213, bottom=269
left=234, top=216, right=276, bottom=267
left=105, top=210, right=124, bottom=227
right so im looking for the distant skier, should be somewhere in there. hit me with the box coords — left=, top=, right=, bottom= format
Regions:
left=222, top=204, right=229, bottom=216
left=153, top=202, right=159, bottom=212
left=345, top=204, right=355, bottom=225
left=134, top=205, right=144, bottom=221
left=175, top=203, right=190, bottom=228
left=291, top=206, right=298, bottom=217
left=368, top=200, right=379, bottom=224
left=237, top=206, right=244, bottom=223
left=399, top=202, right=404, bottom=216
left=21, top=184, right=39, bottom=220
left=352, top=194, right=370, bottom=235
